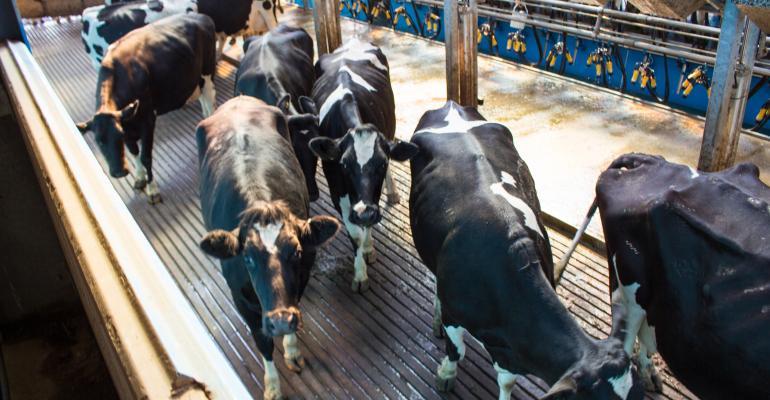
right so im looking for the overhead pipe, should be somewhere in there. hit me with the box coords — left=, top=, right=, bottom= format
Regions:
left=415, top=0, right=770, bottom=77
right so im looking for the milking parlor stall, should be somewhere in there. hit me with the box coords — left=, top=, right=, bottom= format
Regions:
left=2, top=0, right=770, bottom=398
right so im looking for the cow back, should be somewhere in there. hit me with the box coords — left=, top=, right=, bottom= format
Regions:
left=312, top=39, right=396, bottom=140
left=197, top=0, right=253, bottom=35
left=410, top=103, right=552, bottom=283
left=197, top=96, right=307, bottom=233
left=105, top=13, right=216, bottom=114
left=597, top=153, right=770, bottom=398
left=236, top=24, right=315, bottom=110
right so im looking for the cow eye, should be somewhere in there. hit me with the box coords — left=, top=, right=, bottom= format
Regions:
left=262, top=0, right=272, bottom=9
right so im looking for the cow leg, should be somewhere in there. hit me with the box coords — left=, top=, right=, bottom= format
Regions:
left=283, top=333, right=305, bottom=373
left=384, top=165, right=400, bottom=205
left=341, top=195, right=369, bottom=292
left=140, top=129, right=162, bottom=204
left=494, top=363, right=519, bottom=400
left=234, top=297, right=282, bottom=400
left=125, top=141, right=146, bottom=190
left=436, top=325, right=465, bottom=392
left=199, top=74, right=216, bottom=117
left=363, top=226, right=376, bottom=264
left=432, top=290, right=443, bottom=338
left=637, top=319, right=663, bottom=392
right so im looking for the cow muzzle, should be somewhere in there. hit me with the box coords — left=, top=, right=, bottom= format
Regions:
left=263, top=307, right=301, bottom=336
left=350, top=202, right=381, bottom=227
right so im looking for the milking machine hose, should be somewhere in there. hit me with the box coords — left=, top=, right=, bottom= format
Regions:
left=532, top=27, right=543, bottom=67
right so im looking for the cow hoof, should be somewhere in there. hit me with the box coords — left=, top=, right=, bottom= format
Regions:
left=263, top=382, right=283, bottom=400
left=351, top=279, right=370, bottom=293
left=285, top=355, right=306, bottom=373
left=435, top=376, right=455, bottom=392
left=386, top=193, right=400, bottom=205
left=133, top=178, right=147, bottom=191
left=148, top=193, right=163, bottom=205
left=364, top=250, right=377, bottom=264
left=641, top=365, right=664, bottom=393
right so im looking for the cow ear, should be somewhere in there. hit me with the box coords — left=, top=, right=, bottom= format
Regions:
left=389, top=140, right=419, bottom=162
left=76, top=119, right=93, bottom=135
left=298, top=96, right=318, bottom=115
left=200, top=229, right=241, bottom=259
left=120, top=100, right=140, bottom=123
left=301, top=216, right=340, bottom=248
left=276, top=94, right=292, bottom=114
left=309, top=137, right=341, bottom=161
left=540, top=375, right=577, bottom=400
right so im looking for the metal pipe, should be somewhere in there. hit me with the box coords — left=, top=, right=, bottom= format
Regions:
left=699, top=0, right=745, bottom=172
left=416, top=0, right=770, bottom=77
left=726, top=21, right=761, bottom=165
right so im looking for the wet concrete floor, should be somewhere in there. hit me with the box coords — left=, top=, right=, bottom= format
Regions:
left=238, top=6, right=770, bottom=238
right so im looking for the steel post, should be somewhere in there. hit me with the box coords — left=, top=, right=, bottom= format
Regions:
left=313, top=0, right=342, bottom=56
left=699, top=0, right=755, bottom=171
left=444, top=0, right=478, bottom=106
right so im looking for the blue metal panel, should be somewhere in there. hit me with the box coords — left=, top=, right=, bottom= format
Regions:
left=298, top=0, right=770, bottom=136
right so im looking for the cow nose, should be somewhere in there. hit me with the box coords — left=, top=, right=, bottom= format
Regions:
left=263, top=308, right=300, bottom=336
left=351, top=202, right=380, bottom=227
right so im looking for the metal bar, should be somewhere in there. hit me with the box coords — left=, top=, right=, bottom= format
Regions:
left=460, top=0, right=478, bottom=106
left=444, top=0, right=460, bottom=102
left=416, top=0, right=770, bottom=78
left=313, top=0, right=342, bottom=56
left=726, top=20, right=761, bottom=166
left=699, top=0, right=746, bottom=171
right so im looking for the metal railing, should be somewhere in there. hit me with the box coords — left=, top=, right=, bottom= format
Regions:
left=0, top=39, right=253, bottom=400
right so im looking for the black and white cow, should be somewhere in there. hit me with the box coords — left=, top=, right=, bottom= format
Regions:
left=409, top=101, right=644, bottom=400
left=308, top=38, right=418, bottom=292
left=235, top=23, right=320, bottom=201
left=595, top=153, right=770, bottom=399
left=77, top=13, right=217, bottom=203
left=81, top=0, right=276, bottom=69
left=197, top=96, right=339, bottom=400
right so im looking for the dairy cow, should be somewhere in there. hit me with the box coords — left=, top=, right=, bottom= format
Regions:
left=409, top=101, right=644, bottom=400
left=235, top=24, right=320, bottom=201
left=595, top=153, right=770, bottom=399
left=309, top=38, right=418, bottom=292
left=197, top=96, right=339, bottom=400
left=77, top=13, right=217, bottom=204
left=81, top=0, right=276, bottom=69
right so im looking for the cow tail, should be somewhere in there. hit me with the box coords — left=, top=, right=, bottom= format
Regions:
left=553, top=197, right=599, bottom=286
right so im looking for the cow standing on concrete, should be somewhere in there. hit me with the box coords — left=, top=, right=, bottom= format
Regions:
left=596, top=153, right=770, bottom=399
left=197, top=96, right=339, bottom=400
left=81, top=0, right=276, bottom=69
left=77, top=13, right=217, bottom=204
left=309, top=38, right=418, bottom=292
left=409, top=101, right=644, bottom=400
left=235, top=23, right=321, bottom=201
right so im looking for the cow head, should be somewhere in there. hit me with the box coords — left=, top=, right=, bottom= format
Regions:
left=277, top=95, right=321, bottom=201
left=541, top=332, right=644, bottom=400
left=309, top=124, right=418, bottom=227
left=77, top=100, right=140, bottom=178
left=200, top=201, right=339, bottom=336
